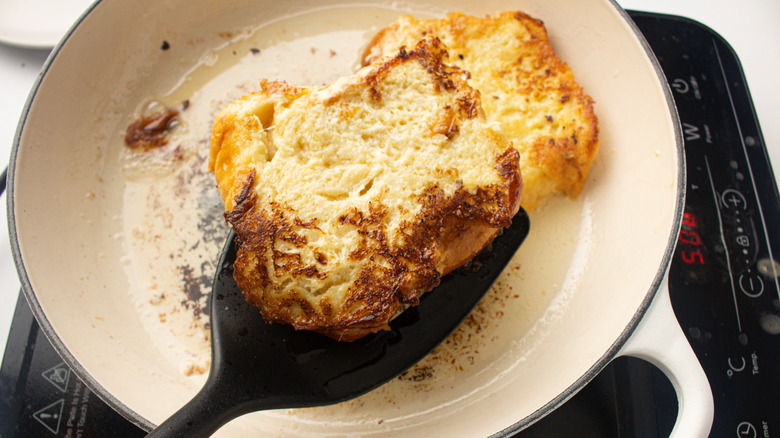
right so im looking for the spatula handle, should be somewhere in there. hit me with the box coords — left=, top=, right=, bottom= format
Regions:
left=146, top=375, right=250, bottom=438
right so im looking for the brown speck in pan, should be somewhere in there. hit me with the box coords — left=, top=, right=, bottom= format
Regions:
left=161, top=40, right=170, bottom=50
left=179, top=264, right=211, bottom=318
left=124, top=109, right=179, bottom=150
left=172, top=145, right=185, bottom=161
left=398, top=364, right=435, bottom=382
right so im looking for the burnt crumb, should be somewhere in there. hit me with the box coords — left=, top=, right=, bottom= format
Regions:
left=545, top=114, right=553, bottom=122
left=182, top=99, right=190, bottom=111
left=463, top=313, right=483, bottom=334
left=172, top=145, right=185, bottom=161
left=124, top=108, right=179, bottom=150
left=161, top=40, right=170, bottom=50
left=179, top=264, right=211, bottom=318
left=250, top=48, right=260, bottom=55
left=458, top=53, right=464, bottom=60
left=398, top=364, right=435, bottom=382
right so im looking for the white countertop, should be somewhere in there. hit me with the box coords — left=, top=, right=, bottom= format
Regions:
left=1, top=0, right=779, bottom=357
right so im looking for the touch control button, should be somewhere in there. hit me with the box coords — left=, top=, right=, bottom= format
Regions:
left=759, top=313, right=780, bottom=335
left=737, top=421, right=757, bottom=438
left=722, top=189, right=747, bottom=210
left=728, top=356, right=746, bottom=375
left=739, top=273, right=764, bottom=298
left=757, top=258, right=780, bottom=279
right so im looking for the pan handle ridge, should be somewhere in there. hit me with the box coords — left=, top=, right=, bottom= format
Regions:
left=618, top=271, right=714, bottom=437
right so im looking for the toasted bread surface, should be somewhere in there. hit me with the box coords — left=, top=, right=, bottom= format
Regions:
left=209, top=37, right=521, bottom=341
left=363, top=11, right=599, bottom=211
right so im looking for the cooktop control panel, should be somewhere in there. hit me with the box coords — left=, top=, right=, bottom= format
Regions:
left=631, top=12, right=780, bottom=437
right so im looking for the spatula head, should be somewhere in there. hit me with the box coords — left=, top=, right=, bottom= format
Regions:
left=209, top=207, right=530, bottom=412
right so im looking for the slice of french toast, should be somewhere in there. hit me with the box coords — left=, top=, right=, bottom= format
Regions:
left=209, top=37, right=522, bottom=341
left=363, top=11, right=599, bottom=211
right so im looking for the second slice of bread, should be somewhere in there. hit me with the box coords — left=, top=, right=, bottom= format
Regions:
left=209, top=37, right=522, bottom=341
left=363, top=11, right=599, bottom=211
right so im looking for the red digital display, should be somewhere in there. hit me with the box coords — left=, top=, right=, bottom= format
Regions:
left=679, top=212, right=705, bottom=265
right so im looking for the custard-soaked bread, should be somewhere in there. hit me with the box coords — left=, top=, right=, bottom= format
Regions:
left=209, top=37, right=522, bottom=341
left=363, top=11, right=599, bottom=211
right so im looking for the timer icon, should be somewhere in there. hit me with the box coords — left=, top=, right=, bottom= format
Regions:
left=737, top=421, right=757, bottom=438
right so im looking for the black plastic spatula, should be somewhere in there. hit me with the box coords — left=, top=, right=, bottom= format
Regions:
left=148, top=208, right=529, bottom=437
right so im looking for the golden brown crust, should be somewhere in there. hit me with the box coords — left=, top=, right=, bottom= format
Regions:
left=362, top=11, right=599, bottom=211
left=210, top=37, right=521, bottom=341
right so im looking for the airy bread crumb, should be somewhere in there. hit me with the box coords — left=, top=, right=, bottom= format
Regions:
left=363, top=11, right=599, bottom=211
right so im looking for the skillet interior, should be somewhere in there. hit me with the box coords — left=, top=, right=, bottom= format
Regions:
left=8, top=0, right=682, bottom=435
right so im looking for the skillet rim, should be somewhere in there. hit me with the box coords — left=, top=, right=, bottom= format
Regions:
left=4, top=0, right=157, bottom=432
left=6, top=0, right=686, bottom=434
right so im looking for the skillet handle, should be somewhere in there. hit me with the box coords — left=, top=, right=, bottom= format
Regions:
left=618, top=272, right=714, bottom=437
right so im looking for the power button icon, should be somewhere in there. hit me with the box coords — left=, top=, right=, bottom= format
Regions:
left=739, top=273, right=764, bottom=298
